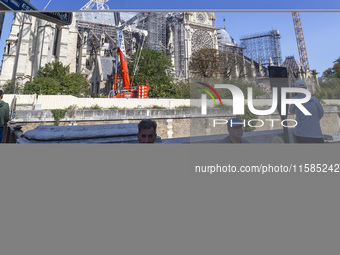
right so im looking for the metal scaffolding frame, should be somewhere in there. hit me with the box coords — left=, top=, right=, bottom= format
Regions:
left=173, top=23, right=185, bottom=78
left=75, top=11, right=213, bottom=79
left=137, top=12, right=167, bottom=51
left=164, top=13, right=185, bottom=78
left=76, top=19, right=140, bottom=56
left=240, top=29, right=282, bottom=67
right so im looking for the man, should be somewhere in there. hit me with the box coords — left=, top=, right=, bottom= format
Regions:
left=220, top=117, right=250, bottom=143
left=137, top=119, right=157, bottom=143
left=289, top=80, right=324, bottom=143
left=0, top=89, right=10, bottom=142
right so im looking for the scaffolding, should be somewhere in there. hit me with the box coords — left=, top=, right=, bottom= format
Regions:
left=75, top=11, right=210, bottom=79
left=165, top=13, right=185, bottom=78
left=137, top=12, right=167, bottom=51
left=76, top=12, right=142, bottom=56
left=173, top=24, right=185, bottom=78
left=240, top=29, right=282, bottom=67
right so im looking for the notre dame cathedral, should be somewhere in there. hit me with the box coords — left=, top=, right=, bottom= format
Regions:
left=0, top=11, right=318, bottom=95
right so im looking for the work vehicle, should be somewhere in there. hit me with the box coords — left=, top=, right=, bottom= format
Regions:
left=109, top=13, right=150, bottom=98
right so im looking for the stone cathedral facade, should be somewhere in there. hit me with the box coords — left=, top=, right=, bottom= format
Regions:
left=0, top=12, right=78, bottom=88
left=0, top=11, right=318, bottom=95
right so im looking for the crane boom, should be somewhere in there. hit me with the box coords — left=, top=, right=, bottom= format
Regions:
left=115, top=29, right=130, bottom=91
left=120, top=12, right=148, bottom=28
left=110, top=12, right=150, bottom=98
left=292, top=12, right=310, bottom=70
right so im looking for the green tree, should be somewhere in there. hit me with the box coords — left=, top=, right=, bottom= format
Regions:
left=189, top=48, right=222, bottom=78
left=333, top=57, right=340, bottom=74
left=127, top=48, right=176, bottom=98
left=37, top=61, right=70, bottom=80
left=315, top=57, right=340, bottom=99
left=24, top=62, right=89, bottom=96
left=2, top=80, right=18, bottom=94
left=24, top=77, right=61, bottom=95
left=189, top=49, right=250, bottom=79
left=191, top=78, right=265, bottom=100
left=171, top=80, right=191, bottom=99
left=315, top=78, right=340, bottom=99
left=62, top=73, right=89, bottom=96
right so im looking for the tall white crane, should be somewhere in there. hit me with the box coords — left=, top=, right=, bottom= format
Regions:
left=80, top=0, right=110, bottom=10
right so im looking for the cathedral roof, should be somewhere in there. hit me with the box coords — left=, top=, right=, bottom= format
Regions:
left=217, top=27, right=237, bottom=45
left=281, top=56, right=305, bottom=71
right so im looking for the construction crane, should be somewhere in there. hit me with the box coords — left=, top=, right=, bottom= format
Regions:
left=109, top=12, right=150, bottom=98
left=80, top=0, right=110, bottom=10
left=292, top=12, right=310, bottom=70
left=79, top=1, right=149, bottom=98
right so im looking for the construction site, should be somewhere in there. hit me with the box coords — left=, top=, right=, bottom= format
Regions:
left=0, top=1, right=337, bottom=144
left=0, top=1, right=319, bottom=96
left=240, top=29, right=282, bottom=67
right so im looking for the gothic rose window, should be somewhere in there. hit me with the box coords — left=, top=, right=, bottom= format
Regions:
left=191, top=30, right=213, bottom=53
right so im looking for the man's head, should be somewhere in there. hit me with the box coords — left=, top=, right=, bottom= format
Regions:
left=0, top=89, right=4, bottom=99
left=227, top=118, right=244, bottom=143
left=294, top=80, right=307, bottom=88
left=137, top=119, right=157, bottom=143
left=292, top=80, right=308, bottom=97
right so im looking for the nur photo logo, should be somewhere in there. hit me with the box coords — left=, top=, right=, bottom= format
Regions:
left=196, top=82, right=223, bottom=115
left=199, top=83, right=312, bottom=116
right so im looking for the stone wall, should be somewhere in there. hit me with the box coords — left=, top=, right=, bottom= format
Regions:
left=3, top=94, right=191, bottom=110
left=4, top=94, right=340, bottom=112
left=11, top=107, right=340, bottom=139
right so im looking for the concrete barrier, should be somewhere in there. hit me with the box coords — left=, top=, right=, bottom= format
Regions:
left=3, top=94, right=340, bottom=110
left=163, top=129, right=297, bottom=143
left=3, top=94, right=191, bottom=110
left=10, top=107, right=340, bottom=141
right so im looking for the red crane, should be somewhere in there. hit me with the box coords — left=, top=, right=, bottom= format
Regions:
left=109, top=12, right=150, bottom=98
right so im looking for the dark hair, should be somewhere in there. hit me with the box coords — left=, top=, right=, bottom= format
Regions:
left=138, top=119, right=157, bottom=134
left=0, top=89, right=3, bottom=96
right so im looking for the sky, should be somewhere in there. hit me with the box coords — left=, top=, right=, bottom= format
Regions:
left=0, top=0, right=340, bottom=76
left=28, top=0, right=340, bottom=11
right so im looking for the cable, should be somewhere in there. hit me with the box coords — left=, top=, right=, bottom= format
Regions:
left=43, top=0, right=53, bottom=10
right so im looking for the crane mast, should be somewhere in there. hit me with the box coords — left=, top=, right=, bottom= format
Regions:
left=80, top=0, right=110, bottom=10
left=109, top=12, right=149, bottom=98
left=292, top=12, right=310, bottom=70
left=114, top=12, right=148, bottom=91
